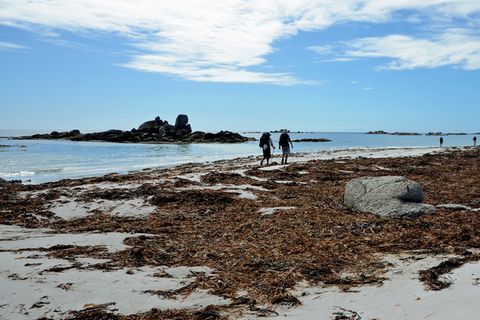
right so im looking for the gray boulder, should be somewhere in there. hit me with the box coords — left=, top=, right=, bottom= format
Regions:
left=344, top=176, right=436, bottom=218
left=175, top=114, right=189, bottom=129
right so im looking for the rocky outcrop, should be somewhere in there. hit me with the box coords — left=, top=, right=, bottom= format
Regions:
left=174, top=114, right=189, bottom=129
left=427, top=132, right=468, bottom=136
left=0, top=178, right=8, bottom=187
left=366, top=130, right=421, bottom=136
left=292, top=138, right=331, bottom=143
left=17, top=115, right=252, bottom=144
left=138, top=116, right=165, bottom=133
left=344, top=176, right=436, bottom=218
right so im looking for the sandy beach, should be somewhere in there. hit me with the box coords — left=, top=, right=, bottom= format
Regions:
left=1, top=146, right=480, bottom=320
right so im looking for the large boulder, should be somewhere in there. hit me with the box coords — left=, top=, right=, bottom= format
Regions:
left=344, top=176, right=435, bottom=218
left=138, top=116, right=164, bottom=133
left=175, top=114, right=189, bottom=129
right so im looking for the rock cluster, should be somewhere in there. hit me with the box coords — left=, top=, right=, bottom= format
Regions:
left=344, top=176, right=436, bottom=218
left=0, top=178, right=8, bottom=187
left=366, top=131, right=421, bottom=136
left=18, top=115, right=251, bottom=144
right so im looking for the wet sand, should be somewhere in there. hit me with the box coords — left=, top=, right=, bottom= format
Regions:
left=1, top=146, right=480, bottom=319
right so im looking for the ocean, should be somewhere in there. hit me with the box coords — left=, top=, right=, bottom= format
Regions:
left=0, top=132, right=476, bottom=184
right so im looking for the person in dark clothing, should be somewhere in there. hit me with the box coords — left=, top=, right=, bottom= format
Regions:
left=279, top=130, right=293, bottom=165
left=440, top=137, right=444, bottom=147
left=474, top=136, right=477, bottom=147
left=259, top=132, right=275, bottom=166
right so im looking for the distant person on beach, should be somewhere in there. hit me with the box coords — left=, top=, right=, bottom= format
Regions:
left=474, top=136, right=477, bottom=147
left=259, top=132, right=275, bottom=166
left=279, top=130, right=293, bottom=165
left=440, top=137, right=444, bottom=147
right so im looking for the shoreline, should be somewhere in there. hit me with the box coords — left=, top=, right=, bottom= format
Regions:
left=1, top=147, right=480, bottom=319
left=3, top=145, right=456, bottom=185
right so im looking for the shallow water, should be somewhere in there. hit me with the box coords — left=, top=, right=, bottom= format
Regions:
left=0, top=132, right=476, bottom=184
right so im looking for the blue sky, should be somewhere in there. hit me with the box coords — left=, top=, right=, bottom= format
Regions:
left=0, top=1, right=479, bottom=133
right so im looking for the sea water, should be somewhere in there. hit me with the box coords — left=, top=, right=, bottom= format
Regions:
left=0, top=132, right=476, bottom=184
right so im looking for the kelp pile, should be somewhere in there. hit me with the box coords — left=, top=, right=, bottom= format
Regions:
left=2, top=148, right=480, bottom=319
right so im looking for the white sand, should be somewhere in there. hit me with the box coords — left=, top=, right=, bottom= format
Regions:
left=0, top=252, right=228, bottom=319
left=242, top=253, right=480, bottom=320
left=251, top=147, right=445, bottom=169
left=0, top=224, right=146, bottom=253
left=48, top=196, right=156, bottom=219
left=0, top=225, right=228, bottom=319
left=180, top=184, right=270, bottom=201
left=2, top=146, right=472, bottom=319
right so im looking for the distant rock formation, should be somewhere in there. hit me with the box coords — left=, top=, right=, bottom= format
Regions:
left=345, top=176, right=436, bottom=219
left=138, top=116, right=165, bottom=133
left=291, top=138, right=331, bottom=143
left=427, top=132, right=467, bottom=136
left=366, top=130, right=421, bottom=136
left=17, top=115, right=252, bottom=144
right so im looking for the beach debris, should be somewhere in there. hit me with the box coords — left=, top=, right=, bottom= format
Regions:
left=150, top=189, right=234, bottom=206
left=258, top=207, right=296, bottom=216
left=2, top=148, right=480, bottom=318
left=344, top=176, right=436, bottom=218
left=419, top=253, right=480, bottom=290
left=436, top=204, right=480, bottom=212
left=331, top=306, right=362, bottom=320
left=201, top=172, right=254, bottom=185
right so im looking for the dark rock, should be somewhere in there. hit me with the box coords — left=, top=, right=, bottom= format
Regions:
left=175, top=114, right=189, bottom=129
left=69, top=130, right=81, bottom=136
left=204, top=132, right=216, bottom=140
left=138, top=116, right=164, bottom=133
left=158, top=124, right=177, bottom=137
left=292, top=138, right=331, bottom=143
left=16, top=114, right=250, bottom=144
left=0, top=178, right=9, bottom=187
left=175, top=128, right=191, bottom=138
left=105, top=129, right=123, bottom=135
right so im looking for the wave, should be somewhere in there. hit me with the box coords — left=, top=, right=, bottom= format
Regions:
left=0, top=171, right=36, bottom=178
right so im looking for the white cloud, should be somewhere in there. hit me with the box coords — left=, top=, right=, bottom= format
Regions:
left=0, top=0, right=479, bottom=83
left=344, top=30, right=480, bottom=70
left=0, top=40, right=27, bottom=50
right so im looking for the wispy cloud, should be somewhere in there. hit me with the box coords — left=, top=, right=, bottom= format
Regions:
left=0, top=40, right=27, bottom=50
left=344, top=30, right=480, bottom=70
left=0, top=1, right=479, bottom=83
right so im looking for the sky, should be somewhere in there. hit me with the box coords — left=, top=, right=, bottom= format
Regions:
left=0, top=0, right=479, bottom=133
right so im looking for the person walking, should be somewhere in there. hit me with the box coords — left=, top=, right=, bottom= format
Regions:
left=279, top=130, right=293, bottom=165
left=259, top=132, right=275, bottom=166
left=440, top=137, right=444, bottom=147
left=474, top=136, right=477, bottom=147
